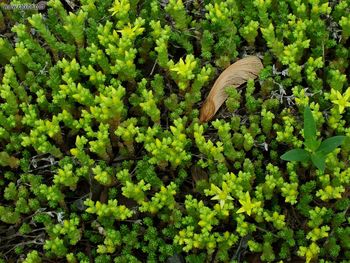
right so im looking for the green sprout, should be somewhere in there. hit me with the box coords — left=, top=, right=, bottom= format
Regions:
left=280, top=106, right=346, bottom=172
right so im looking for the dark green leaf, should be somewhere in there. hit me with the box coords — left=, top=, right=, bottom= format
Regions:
left=316, top=136, right=346, bottom=155
left=303, top=106, right=317, bottom=151
left=311, top=152, right=326, bottom=172
left=281, top=149, right=310, bottom=162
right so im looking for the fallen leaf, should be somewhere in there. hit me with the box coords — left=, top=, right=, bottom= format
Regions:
left=199, top=56, right=263, bottom=123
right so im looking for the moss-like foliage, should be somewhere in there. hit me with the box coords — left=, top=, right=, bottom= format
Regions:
left=0, top=0, right=350, bottom=262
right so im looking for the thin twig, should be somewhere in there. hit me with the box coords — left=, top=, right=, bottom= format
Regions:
left=255, top=225, right=279, bottom=238
left=149, top=59, right=158, bottom=76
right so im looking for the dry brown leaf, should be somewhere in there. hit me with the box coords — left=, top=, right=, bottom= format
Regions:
left=199, top=56, right=263, bottom=123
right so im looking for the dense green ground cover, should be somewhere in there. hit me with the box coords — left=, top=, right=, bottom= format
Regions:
left=1, top=0, right=350, bottom=262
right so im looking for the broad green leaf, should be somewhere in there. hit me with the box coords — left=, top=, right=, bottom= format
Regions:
left=280, top=149, right=310, bottom=162
left=303, top=106, right=318, bottom=151
left=316, top=136, right=346, bottom=155
left=311, top=152, right=326, bottom=172
left=305, top=139, right=322, bottom=152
